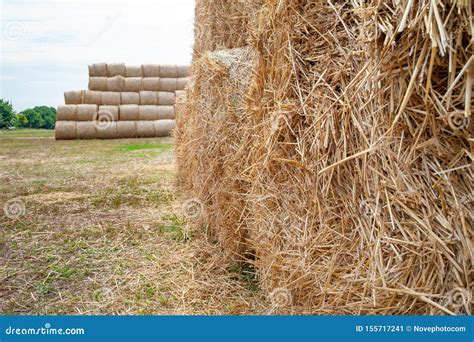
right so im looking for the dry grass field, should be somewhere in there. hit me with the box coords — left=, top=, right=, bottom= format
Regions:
left=0, top=129, right=268, bottom=315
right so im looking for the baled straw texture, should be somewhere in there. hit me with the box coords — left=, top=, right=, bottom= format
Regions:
left=107, top=76, right=125, bottom=92
left=154, top=119, right=175, bottom=137
left=159, top=78, right=178, bottom=92
left=136, top=121, right=156, bottom=138
left=88, top=63, right=107, bottom=77
left=142, top=78, right=160, bottom=91
left=178, top=65, right=191, bottom=77
left=76, top=104, right=97, bottom=121
left=140, top=91, right=159, bottom=105
left=178, top=0, right=473, bottom=315
left=56, top=105, right=77, bottom=121
left=76, top=121, right=97, bottom=140
left=55, top=121, right=77, bottom=140
left=124, top=78, right=143, bottom=92
left=126, top=66, right=143, bottom=77
left=117, top=121, right=137, bottom=138
left=83, top=91, right=102, bottom=105
left=102, top=92, right=121, bottom=106
left=119, top=105, right=139, bottom=121
left=177, top=78, right=189, bottom=91
left=121, top=92, right=140, bottom=105
left=98, top=105, right=119, bottom=122
left=159, top=65, right=178, bottom=78
left=158, top=92, right=175, bottom=106
left=64, top=91, right=83, bottom=105
left=107, top=63, right=126, bottom=77
left=96, top=122, right=117, bottom=139
left=142, top=64, right=161, bottom=77
left=89, top=77, right=107, bottom=91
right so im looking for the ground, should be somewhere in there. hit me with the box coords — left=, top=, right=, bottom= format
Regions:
left=0, top=129, right=267, bottom=315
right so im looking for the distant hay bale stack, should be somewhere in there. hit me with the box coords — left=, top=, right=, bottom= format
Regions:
left=159, top=65, right=178, bottom=78
left=56, top=105, right=77, bottom=121
left=142, top=78, right=160, bottom=91
left=107, top=76, right=125, bottom=92
left=76, top=121, right=97, bottom=140
left=159, top=78, right=178, bottom=92
left=176, top=78, right=189, bottom=91
left=136, top=121, right=156, bottom=138
left=125, top=65, right=143, bottom=77
left=107, top=63, right=126, bottom=77
left=139, top=91, right=159, bottom=105
left=102, top=92, right=121, bottom=106
left=98, top=105, right=119, bottom=122
left=124, top=78, right=143, bottom=92
left=154, top=119, right=175, bottom=137
left=96, top=122, right=117, bottom=139
left=142, top=64, right=160, bottom=77
left=76, top=104, right=98, bottom=121
left=88, top=63, right=107, bottom=77
left=175, top=47, right=257, bottom=259
left=55, top=121, right=77, bottom=140
left=121, top=92, right=140, bottom=105
left=117, top=121, right=137, bottom=138
left=64, top=91, right=83, bottom=105
left=138, top=106, right=159, bottom=121
left=88, top=77, right=107, bottom=91
left=177, top=65, right=191, bottom=78
left=83, top=91, right=102, bottom=105
left=157, top=106, right=175, bottom=120
left=158, top=92, right=175, bottom=106
left=119, top=105, right=139, bottom=121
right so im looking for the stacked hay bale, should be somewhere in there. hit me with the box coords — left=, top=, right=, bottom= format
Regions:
left=176, top=0, right=473, bottom=315
left=55, top=63, right=190, bottom=140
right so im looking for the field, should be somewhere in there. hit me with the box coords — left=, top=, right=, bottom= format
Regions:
left=0, top=129, right=267, bottom=315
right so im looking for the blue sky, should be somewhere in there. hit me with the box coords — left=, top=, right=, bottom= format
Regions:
left=0, top=0, right=195, bottom=111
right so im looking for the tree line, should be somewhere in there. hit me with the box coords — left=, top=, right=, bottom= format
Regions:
left=0, top=99, right=56, bottom=129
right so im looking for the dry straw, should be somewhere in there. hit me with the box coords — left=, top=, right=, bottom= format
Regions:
left=177, top=0, right=473, bottom=315
left=56, top=105, right=77, bottom=121
left=55, top=121, right=77, bottom=140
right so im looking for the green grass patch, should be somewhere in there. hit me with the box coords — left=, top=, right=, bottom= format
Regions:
left=113, top=143, right=173, bottom=153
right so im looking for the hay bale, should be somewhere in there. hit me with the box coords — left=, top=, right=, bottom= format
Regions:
left=124, top=78, right=143, bottom=92
left=76, top=121, right=97, bottom=140
left=98, top=105, right=119, bottom=121
left=159, top=78, right=178, bottom=92
left=158, top=92, right=175, bottom=106
left=154, top=119, right=175, bottom=137
left=142, top=78, right=160, bottom=91
left=55, top=121, right=77, bottom=140
left=142, top=64, right=160, bottom=77
left=177, top=65, right=190, bottom=77
left=107, top=63, right=126, bottom=77
left=121, top=92, right=140, bottom=105
left=102, top=92, right=121, bottom=106
left=88, top=63, right=107, bottom=77
left=64, top=90, right=83, bottom=105
left=96, top=121, right=117, bottom=139
left=175, top=90, right=187, bottom=99
left=76, top=104, right=98, bottom=121
left=138, top=106, right=159, bottom=121
left=56, top=105, right=77, bottom=121
left=139, top=91, right=159, bottom=105
left=178, top=0, right=473, bottom=315
left=119, top=104, right=139, bottom=121
left=136, top=121, right=156, bottom=138
left=125, top=65, right=143, bottom=77
left=158, top=106, right=175, bottom=120
left=88, top=77, right=107, bottom=91
left=176, top=78, right=189, bottom=90
left=117, top=121, right=137, bottom=138
left=159, top=65, right=178, bottom=78
left=83, top=90, right=102, bottom=105
left=107, top=76, right=125, bottom=92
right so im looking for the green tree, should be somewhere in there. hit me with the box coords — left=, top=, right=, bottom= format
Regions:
left=16, top=113, right=29, bottom=127
left=22, top=108, right=44, bottom=128
left=0, top=99, right=16, bottom=128
left=20, top=106, right=56, bottom=129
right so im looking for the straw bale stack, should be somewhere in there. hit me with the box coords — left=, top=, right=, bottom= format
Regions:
left=55, top=121, right=77, bottom=140
left=176, top=0, right=473, bottom=315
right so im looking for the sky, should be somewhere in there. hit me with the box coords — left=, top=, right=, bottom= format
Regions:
left=0, top=0, right=195, bottom=111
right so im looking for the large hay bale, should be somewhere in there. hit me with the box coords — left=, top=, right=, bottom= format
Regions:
left=124, top=78, right=143, bottom=92
left=159, top=78, right=178, bottom=92
left=55, top=121, right=77, bottom=140
left=117, top=121, right=137, bottom=138
left=121, top=92, right=140, bottom=105
left=98, top=105, right=119, bottom=122
left=107, top=76, right=125, bottom=92
left=102, top=92, right=121, bottom=106
left=157, top=106, right=175, bottom=120
left=76, top=121, right=97, bottom=140
left=83, top=91, right=102, bottom=105
left=142, top=64, right=160, bottom=77
left=177, top=0, right=473, bottom=315
left=64, top=90, right=83, bottom=105
left=138, top=105, right=159, bottom=121
left=76, top=104, right=98, bottom=121
left=139, top=91, right=159, bottom=105
left=119, top=104, right=139, bottom=121
left=88, top=63, right=107, bottom=77
left=56, top=105, right=77, bottom=121
left=154, top=119, right=175, bottom=137
left=126, top=65, right=143, bottom=77
left=96, top=122, right=117, bottom=139
left=142, top=78, right=160, bottom=91
left=158, top=92, right=175, bottom=106
left=136, top=121, right=156, bottom=138
left=177, top=65, right=190, bottom=77
left=107, top=63, right=126, bottom=77
left=176, top=78, right=189, bottom=91
left=159, top=65, right=178, bottom=78
left=88, top=77, right=107, bottom=91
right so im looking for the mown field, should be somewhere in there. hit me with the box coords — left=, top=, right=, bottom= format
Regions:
left=0, top=129, right=267, bottom=315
